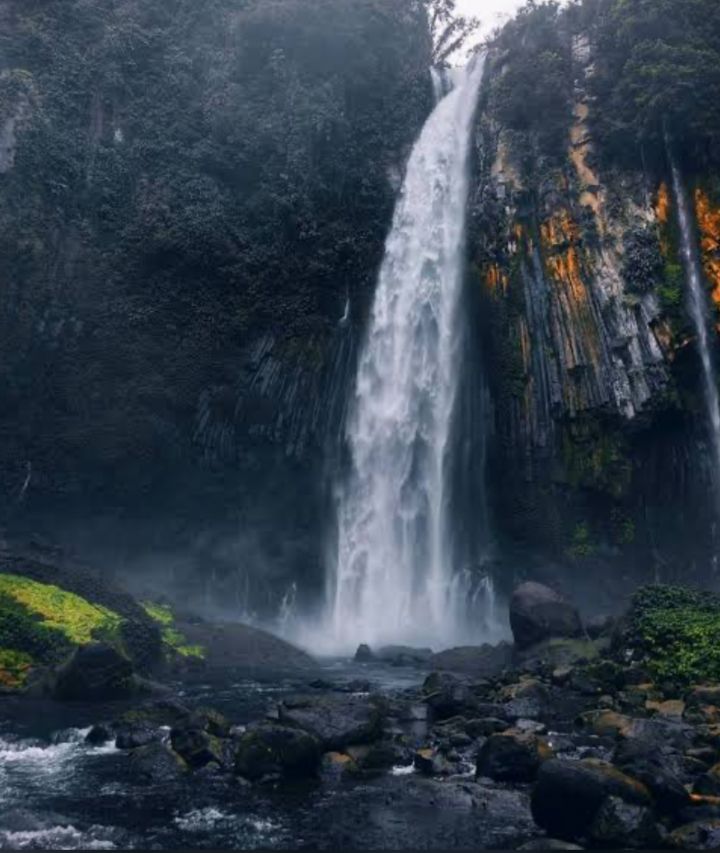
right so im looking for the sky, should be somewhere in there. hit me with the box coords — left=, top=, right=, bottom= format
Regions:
left=455, top=0, right=528, bottom=35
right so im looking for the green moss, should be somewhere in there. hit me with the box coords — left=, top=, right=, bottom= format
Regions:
left=567, top=521, right=597, bottom=559
left=561, top=417, right=632, bottom=499
left=0, top=573, right=123, bottom=646
left=659, top=261, right=684, bottom=310
left=0, top=649, right=34, bottom=690
left=0, top=573, right=126, bottom=675
left=142, top=601, right=204, bottom=659
left=628, top=585, right=720, bottom=686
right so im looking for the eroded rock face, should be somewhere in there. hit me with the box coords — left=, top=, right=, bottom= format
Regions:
left=510, top=583, right=583, bottom=649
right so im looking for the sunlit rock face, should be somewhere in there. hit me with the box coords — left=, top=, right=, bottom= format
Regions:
left=469, top=25, right=720, bottom=590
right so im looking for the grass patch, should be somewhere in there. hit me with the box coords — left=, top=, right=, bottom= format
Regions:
left=141, top=602, right=204, bottom=659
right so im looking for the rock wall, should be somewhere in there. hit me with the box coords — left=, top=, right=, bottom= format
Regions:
left=470, top=13, right=720, bottom=597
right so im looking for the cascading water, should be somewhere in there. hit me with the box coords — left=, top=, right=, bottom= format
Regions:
left=669, top=154, right=720, bottom=482
left=316, top=55, right=497, bottom=653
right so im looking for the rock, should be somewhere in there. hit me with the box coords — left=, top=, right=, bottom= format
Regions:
left=422, top=672, right=477, bottom=721
left=355, top=644, right=374, bottom=662
left=170, top=727, right=226, bottom=769
left=429, top=642, right=513, bottom=678
left=320, top=751, right=357, bottom=782
left=612, top=738, right=690, bottom=815
left=188, top=707, right=231, bottom=738
left=668, top=820, right=720, bottom=849
left=688, top=685, right=720, bottom=707
left=518, top=841, right=583, bottom=851
left=174, top=621, right=317, bottom=674
left=117, top=698, right=193, bottom=729
left=85, top=723, right=113, bottom=745
left=476, top=729, right=553, bottom=783
left=509, top=583, right=583, bottom=650
left=128, top=742, right=187, bottom=783
left=693, top=762, right=720, bottom=797
left=53, top=643, right=136, bottom=701
left=531, top=759, right=651, bottom=841
left=278, top=694, right=384, bottom=750
left=234, top=723, right=321, bottom=781
left=516, top=638, right=604, bottom=672
left=589, top=795, right=660, bottom=848
left=414, top=747, right=453, bottom=776
left=466, top=717, right=510, bottom=737
left=349, top=741, right=410, bottom=771
left=375, top=645, right=433, bottom=666
left=646, top=699, right=685, bottom=719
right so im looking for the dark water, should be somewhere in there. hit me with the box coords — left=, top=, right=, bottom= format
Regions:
left=0, top=662, right=436, bottom=850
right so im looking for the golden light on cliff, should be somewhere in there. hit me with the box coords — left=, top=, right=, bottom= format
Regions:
left=655, top=182, right=670, bottom=226
left=485, top=263, right=509, bottom=294
left=694, top=189, right=720, bottom=316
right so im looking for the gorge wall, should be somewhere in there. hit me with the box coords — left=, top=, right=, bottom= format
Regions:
left=469, top=0, right=720, bottom=606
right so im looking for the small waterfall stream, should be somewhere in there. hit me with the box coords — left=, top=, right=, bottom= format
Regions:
left=669, top=156, right=720, bottom=484
left=315, top=55, right=495, bottom=652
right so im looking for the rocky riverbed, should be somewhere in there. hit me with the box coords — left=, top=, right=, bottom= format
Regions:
left=5, top=573, right=720, bottom=848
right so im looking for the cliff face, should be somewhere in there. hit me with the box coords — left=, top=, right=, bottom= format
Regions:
left=470, top=4, right=720, bottom=593
left=0, top=0, right=432, bottom=611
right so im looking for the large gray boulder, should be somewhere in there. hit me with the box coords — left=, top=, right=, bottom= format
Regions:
left=509, top=582, right=583, bottom=649
left=278, top=693, right=385, bottom=750
left=430, top=642, right=513, bottom=677
left=53, top=643, right=136, bottom=701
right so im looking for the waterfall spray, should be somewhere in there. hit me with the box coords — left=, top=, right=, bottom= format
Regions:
left=310, top=55, right=499, bottom=653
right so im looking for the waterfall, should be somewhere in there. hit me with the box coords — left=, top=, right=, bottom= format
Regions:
left=669, top=155, right=720, bottom=482
left=316, top=55, right=495, bottom=653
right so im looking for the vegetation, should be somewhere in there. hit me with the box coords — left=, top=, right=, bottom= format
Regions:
left=621, top=227, right=664, bottom=294
left=0, top=649, right=34, bottom=690
left=142, top=602, right=204, bottom=659
left=424, top=0, right=480, bottom=65
left=627, top=585, right=720, bottom=685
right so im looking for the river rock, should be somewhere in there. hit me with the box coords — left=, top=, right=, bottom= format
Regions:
left=613, top=738, right=690, bottom=815
left=422, top=672, right=478, bottom=721
left=115, top=722, right=160, bottom=750
left=588, top=795, right=660, bottom=848
left=234, top=722, right=321, bottom=780
left=477, top=729, right=553, bottom=783
left=278, top=693, right=384, bottom=750
left=531, top=758, right=651, bottom=841
left=510, top=583, right=583, bottom=649
left=52, top=643, right=136, bottom=701
left=171, top=726, right=227, bottom=769
left=128, top=742, right=187, bottom=783
left=355, top=644, right=374, bottom=662
left=375, top=646, right=433, bottom=666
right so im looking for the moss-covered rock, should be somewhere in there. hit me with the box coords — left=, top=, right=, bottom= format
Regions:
left=141, top=602, right=204, bottom=661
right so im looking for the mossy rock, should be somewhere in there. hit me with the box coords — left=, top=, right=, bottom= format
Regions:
left=141, top=602, right=205, bottom=661
left=0, top=556, right=163, bottom=689
left=619, top=585, right=720, bottom=687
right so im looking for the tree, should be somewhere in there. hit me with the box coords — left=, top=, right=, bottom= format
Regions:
left=423, top=0, right=480, bottom=65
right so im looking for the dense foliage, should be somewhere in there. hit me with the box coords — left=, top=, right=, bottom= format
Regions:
left=0, top=0, right=430, bottom=508
left=626, top=585, right=720, bottom=685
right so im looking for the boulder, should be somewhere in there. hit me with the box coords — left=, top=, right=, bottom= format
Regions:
left=234, top=723, right=321, bottom=780
left=531, top=758, right=651, bottom=841
left=414, top=747, right=454, bottom=776
left=588, top=795, right=660, bottom=848
left=476, top=729, right=553, bottom=783
left=429, top=642, right=513, bottom=678
left=613, top=738, right=690, bottom=815
left=128, top=742, right=187, bottom=783
left=510, top=583, right=583, bottom=650
left=170, top=726, right=226, bottom=769
left=354, top=644, right=374, bottom=662
left=53, top=643, right=136, bottom=701
left=693, top=762, right=720, bottom=797
left=85, top=723, right=113, bottom=745
left=174, top=621, right=317, bottom=674
left=422, top=672, right=478, bottom=721
left=278, top=694, right=384, bottom=750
